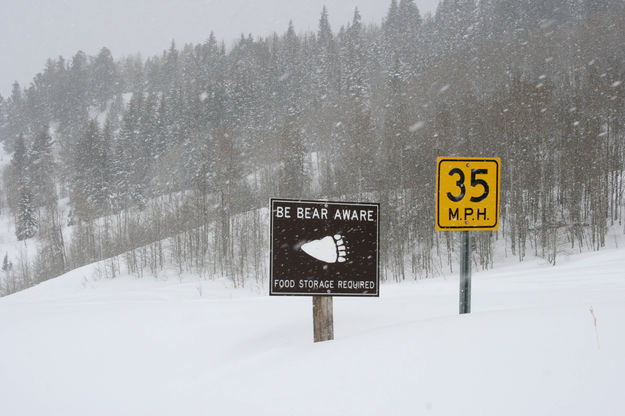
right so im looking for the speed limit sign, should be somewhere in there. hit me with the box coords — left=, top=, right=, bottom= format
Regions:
left=436, top=157, right=501, bottom=231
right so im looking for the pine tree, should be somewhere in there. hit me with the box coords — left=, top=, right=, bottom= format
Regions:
left=280, top=20, right=301, bottom=113
left=383, top=0, right=422, bottom=65
left=29, top=125, right=57, bottom=209
left=279, top=115, right=305, bottom=197
left=99, top=119, right=115, bottom=211
left=72, top=119, right=111, bottom=220
left=2, top=253, right=11, bottom=273
left=16, top=183, right=37, bottom=240
left=0, top=94, right=6, bottom=123
left=114, top=91, right=147, bottom=210
left=5, top=134, right=28, bottom=213
left=342, top=8, right=368, bottom=112
left=5, top=82, right=26, bottom=150
left=398, top=0, right=422, bottom=35
left=315, top=5, right=338, bottom=98
left=64, top=51, right=90, bottom=131
left=318, top=6, right=332, bottom=47
left=381, top=59, right=410, bottom=190
left=435, top=0, right=477, bottom=53
left=72, top=120, right=99, bottom=220
left=91, top=47, right=119, bottom=108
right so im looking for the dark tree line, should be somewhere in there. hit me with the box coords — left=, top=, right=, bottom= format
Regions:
left=1, top=0, right=624, bottom=294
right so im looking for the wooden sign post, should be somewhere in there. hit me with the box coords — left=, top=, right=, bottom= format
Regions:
left=270, top=198, right=379, bottom=342
left=313, top=296, right=334, bottom=342
left=436, top=157, right=501, bottom=314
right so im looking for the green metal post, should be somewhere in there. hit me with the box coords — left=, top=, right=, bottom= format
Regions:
left=460, top=230, right=472, bottom=314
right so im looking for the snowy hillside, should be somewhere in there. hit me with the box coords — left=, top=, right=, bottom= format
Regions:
left=1, top=246, right=624, bottom=415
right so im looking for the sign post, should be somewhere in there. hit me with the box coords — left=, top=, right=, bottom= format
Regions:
left=436, top=157, right=500, bottom=314
left=270, top=198, right=380, bottom=342
left=313, top=296, right=334, bottom=342
left=459, top=230, right=471, bottom=314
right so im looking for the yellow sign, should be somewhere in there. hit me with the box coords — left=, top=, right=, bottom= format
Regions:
left=436, top=157, right=501, bottom=231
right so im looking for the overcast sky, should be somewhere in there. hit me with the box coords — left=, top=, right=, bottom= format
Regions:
left=0, top=0, right=439, bottom=97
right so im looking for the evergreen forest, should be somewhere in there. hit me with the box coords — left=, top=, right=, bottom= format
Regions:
left=1, top=0, right=624, bottom=294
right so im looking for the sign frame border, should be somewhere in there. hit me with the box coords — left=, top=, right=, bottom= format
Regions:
left=269, top=198, right=380, bottom=297
left=436, top=157, right=501, bottom=231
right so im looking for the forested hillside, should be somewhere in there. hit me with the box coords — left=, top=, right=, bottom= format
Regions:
left=1, top=0, right=624, bottom=295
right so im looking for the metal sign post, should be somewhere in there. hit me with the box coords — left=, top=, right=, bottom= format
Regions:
left=459, top=230, right=472, bottom=314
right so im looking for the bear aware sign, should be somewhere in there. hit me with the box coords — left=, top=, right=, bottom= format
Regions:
left=270, top=198, right=379, bottom=296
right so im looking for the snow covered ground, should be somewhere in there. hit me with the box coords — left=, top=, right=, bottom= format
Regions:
left=1, top=245, right=625, bottom=415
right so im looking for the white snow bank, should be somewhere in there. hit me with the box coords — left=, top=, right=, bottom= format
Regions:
left=1, top=246, right=625, bottom=415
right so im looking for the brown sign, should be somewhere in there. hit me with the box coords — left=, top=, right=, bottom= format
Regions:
left=270, top=198, right=379, bottom=296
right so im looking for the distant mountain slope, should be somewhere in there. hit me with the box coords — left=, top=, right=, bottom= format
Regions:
left=1, top=0, right=624, bottom=295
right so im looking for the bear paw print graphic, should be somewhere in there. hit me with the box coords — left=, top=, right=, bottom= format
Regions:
left=301, top=234, right=349, bottom=264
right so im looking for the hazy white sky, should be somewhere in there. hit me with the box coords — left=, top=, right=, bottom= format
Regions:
left=0, top=0, right=439, bottom=96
